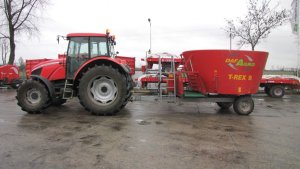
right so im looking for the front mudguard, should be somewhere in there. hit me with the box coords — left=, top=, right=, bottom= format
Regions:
left=30, top=75, right=55, bottom=99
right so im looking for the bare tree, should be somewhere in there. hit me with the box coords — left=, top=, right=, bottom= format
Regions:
left=1, top=39, right=9, bottom=64
left=0, top=0, right=47, bottom=64
left=18, top=56, right=25, bottom=71
left=224, top=0, right=289, bottom=51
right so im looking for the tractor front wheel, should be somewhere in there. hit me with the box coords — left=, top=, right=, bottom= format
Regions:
left=78, top=65, right=127, bottom=116
left=16, top=80, right=49, bottom=114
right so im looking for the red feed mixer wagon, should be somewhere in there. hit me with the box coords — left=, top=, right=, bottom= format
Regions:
left=138, top=50, right=268, bottom=115
left=180, top=50, right=268, bottom=96
left=177, top=50, right=268, bottom=115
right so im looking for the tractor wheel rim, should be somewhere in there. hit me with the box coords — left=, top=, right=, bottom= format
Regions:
left=90, top=76, right=118, bottom=105
left=26, top=88, right=41, bottom=104
left=239, top=100, right=251, bottom=113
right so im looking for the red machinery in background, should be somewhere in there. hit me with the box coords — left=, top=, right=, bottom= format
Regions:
left=260, top=75, right=300, bottom=98
left=0, top=64, right=22, bottom=89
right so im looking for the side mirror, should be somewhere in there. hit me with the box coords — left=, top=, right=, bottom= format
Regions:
left=57, top=36, right=60, bottom=44
left=57, top=35, right=66, bottom=44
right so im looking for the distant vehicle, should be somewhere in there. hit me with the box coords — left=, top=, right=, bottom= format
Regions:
left=260, top=75, right=300, bottom=98
left=0, top=64, right=22, bottom=89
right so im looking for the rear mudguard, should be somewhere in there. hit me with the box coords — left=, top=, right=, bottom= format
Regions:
left=73, top=57, right=131, bottom=83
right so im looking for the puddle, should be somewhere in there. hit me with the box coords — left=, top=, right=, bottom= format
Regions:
left=135, top=119, right=151, bottom=125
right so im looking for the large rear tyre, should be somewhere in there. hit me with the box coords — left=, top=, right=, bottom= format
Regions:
left=16, top=80, right=49, bottom=114
left=233, top=96, right=254, bottom=115
left=269, top=85, right=285, bottom=98
left=121, top=75, right=134, bottom=109
left=78, top=65, right=127, bottom=116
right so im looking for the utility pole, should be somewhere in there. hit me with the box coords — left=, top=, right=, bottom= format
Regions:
left=229, top=28, right=232, bottom=50
left=148, top=18, right=152, bottom=54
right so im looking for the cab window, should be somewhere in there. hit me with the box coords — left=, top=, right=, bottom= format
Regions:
left=68, top=37, right=89, bottom=58
left=90, top=37, right=108, bottom=57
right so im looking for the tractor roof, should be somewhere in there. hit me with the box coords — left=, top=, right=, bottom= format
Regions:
left=67, top=33, right=107, bottom=38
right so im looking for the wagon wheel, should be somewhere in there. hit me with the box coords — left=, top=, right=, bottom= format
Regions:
left=216, top=102, right=233, bottom=109
left=233, top=96, right=254, bottom=115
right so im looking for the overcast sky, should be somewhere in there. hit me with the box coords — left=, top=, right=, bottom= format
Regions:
left=15, top=0, right=298, bottom=69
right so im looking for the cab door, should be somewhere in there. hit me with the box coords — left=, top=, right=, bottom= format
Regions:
left=66, top=37, right=90, bottom=79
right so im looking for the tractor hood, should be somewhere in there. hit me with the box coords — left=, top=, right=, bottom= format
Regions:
left=32, top=58, right=65, bottom=72
left=31, top=58, right=66, bottom=81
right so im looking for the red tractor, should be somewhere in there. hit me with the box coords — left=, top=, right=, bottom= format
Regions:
left=16, top=30, right=134, bottom=115
left=0, top=64, right=22, bottom=89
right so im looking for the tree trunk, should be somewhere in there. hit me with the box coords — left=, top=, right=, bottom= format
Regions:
left=251, top=45, right=255, bottom=51
left=8, top=34, right=15, bottom=65
left=6, top=0, right=15, bottom=65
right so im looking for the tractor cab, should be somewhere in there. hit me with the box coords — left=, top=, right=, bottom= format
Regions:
left=66, top=30, right=116, bottom=79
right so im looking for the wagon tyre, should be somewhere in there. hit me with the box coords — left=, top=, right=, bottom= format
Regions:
left=269, top=85, right=285, bottom=98
left=78, top=65, right=127, bottom=116
left=233, top=96, right=254, bottom=115
left=216, top=102, right=233, bottom=109
left=16, top=80, right=49, bottom=114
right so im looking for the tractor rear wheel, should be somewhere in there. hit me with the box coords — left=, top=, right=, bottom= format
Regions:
left=78, top=65, right=127, bottom=116
left=121, top=75, right=134, bottom=109
left=233, top=96, right=254, bottom=115
left=16, top=80, right=49, bottom=114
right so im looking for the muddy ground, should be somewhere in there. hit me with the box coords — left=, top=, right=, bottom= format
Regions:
left=0, top=89, right=299, bottom=169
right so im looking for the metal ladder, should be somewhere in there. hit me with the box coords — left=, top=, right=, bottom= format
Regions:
left=62, top=79, right=74, bottom=99
left=158, top=54, right=177, bottom=103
